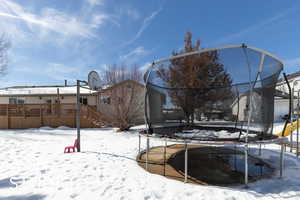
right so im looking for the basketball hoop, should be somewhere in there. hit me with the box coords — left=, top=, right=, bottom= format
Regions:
left=88, top=71, right=101, bottom=90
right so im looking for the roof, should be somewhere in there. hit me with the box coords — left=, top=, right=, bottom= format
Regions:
left=277, top=71, right=300, bottom=85
left=0, top=85, right=97, bottom=96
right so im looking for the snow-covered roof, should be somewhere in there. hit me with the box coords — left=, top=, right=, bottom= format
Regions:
left=0, top=86, right=97, bottom=96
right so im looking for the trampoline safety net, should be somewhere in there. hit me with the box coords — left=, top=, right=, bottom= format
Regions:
left=144, top=45, right=283, bottom=142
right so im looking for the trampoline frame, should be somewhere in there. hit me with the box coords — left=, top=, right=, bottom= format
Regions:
left=138, top=132, right=288, bottom=185
left=141, top=44, right=290, bottom=187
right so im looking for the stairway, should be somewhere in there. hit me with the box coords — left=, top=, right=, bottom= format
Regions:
left=81, top=105, right=106, bottom=128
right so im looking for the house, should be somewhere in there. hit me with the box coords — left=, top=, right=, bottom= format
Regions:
left=0, top=79, right=147, bottom=129
left=0, top=85, right=100, bottom=129
left=0, top=85, right=98, bottom=105
left=98, top=80, right=145, bottom=125
left=275, top=71, right=300, bottom=122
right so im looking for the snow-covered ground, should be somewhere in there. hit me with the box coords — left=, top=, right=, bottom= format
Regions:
left=0, top=126, right=300, bottom=200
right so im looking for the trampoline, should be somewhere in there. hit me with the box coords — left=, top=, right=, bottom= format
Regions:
left=138, top=44, right=290, bottom=186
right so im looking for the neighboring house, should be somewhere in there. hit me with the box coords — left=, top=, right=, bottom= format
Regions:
left=0, top=85, right=100, bottom=129
left=0, top=85, right=98, bottom=105
left=275, top=71, right=300, bottom=122
left=0, top=80, right=147, bottom=129
left=231, top=89, right=273, bottom=123
left=98, top=80, right=145, bottom=125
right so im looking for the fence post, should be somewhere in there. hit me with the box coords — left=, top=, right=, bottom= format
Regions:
left=40, top=104, right=43, bottom=126
left=6, top=104, right=9, bottom=129
left=23, top=104, right=25, bottom=118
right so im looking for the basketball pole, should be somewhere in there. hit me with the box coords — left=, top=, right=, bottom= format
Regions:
left=76, top=80, right=88, bottom=152
left=76, top=80, right=81, bottom=152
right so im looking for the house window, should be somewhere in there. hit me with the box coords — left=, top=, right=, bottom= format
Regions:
left=80, top=97, right=88, bottom=105
left=46, top=99, right=52, bottom=104
left=9, top=98, right=25, bottom=104
left=100, top=96, right=110, bottom=104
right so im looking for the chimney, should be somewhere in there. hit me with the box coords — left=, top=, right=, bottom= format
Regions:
left=64, top=80, right=67, bottom=86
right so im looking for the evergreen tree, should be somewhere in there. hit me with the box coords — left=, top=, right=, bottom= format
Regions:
left=157, top=32, right=232, bottom=123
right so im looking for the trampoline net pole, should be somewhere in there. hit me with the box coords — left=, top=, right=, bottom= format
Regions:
left=184, top=142, right=188, bottom=183
left=243, top=45, right=256, bottom=188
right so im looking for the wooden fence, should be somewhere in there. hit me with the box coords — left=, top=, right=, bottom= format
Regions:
left=0, top=103, right=98, bottom=129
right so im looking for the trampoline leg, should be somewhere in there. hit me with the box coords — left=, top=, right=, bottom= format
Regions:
left=163, top=139, right=167, bottom=176
left=146, top=136, right=149, bottom=171
left=280, top=143, right=285, bottom=178
left=297, top=119, right=299, bottom=157
left=290, top=88, right=294, bottom=153
left=138, top=134, right=141, bottom=154
left=290, top=127, right=293, bottom=153
left=184, top=142, right=188, bottom=183
left=244, top=144, right=248, bottom=187
left=297, top=91, right=300, bottom=157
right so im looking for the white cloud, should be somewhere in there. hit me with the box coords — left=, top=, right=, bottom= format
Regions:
left=86, top=0, right=104, bottom=6
left=0, top=0, right=111, bottom=41
left=120, top=46, right=148, bottom=60
left=122, top=6, right=163, bottom=46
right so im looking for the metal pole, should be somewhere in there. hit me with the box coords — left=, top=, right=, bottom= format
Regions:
left=138, top=134, right=141, bottom=154
left=297, top=90, right=300, bottom=157
left=76, top=80, right=81, bottom=152
left=290, top=87, right=294, bottom=152
left=259, top=144, right=262, bottom=156
left=245, top=143, right=248, bottom=187
left=163, top=138, right=167, bottom=176
left=280, top=143, right=285, bottom=177
left=184, top=142, right=188, bottom=183
left=146, top=135, right=149, bottom=171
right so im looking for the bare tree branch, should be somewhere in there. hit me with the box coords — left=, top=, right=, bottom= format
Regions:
left=101, top=64, right=144, bottom=131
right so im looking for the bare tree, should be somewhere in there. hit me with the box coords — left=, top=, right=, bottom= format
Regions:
left=101, top=64, right=144, bottom=131
left=0, top=34, right=10, bottom=75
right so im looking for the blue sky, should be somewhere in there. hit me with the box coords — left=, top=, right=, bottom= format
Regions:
left=0, top=0, right=300, bottom=87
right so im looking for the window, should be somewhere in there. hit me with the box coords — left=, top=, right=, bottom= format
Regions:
left=80, top=97, right=88, bottom=105
left=18, top=99, right=25, bottom=104
left=9, top=97, right=25, bottom=104
left=100, top=96, right=110, bottom=104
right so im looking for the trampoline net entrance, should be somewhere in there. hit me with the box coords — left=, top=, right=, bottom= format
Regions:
left=144, top=45, right=283, bottom=142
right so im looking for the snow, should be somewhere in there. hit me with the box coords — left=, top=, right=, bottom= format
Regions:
left=174, top=129, right=257, bottom=139
left=0, top=86, right=96, bottom=95
left=0, top=126, right=300, bottom=200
